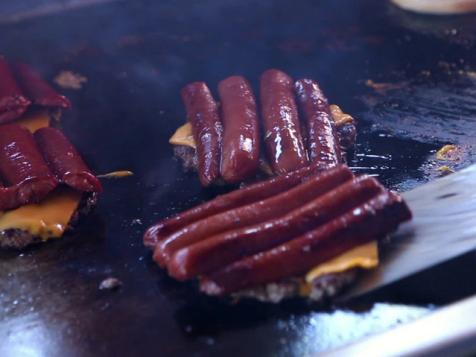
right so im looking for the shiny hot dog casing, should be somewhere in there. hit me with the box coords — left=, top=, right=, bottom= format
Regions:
left=34, top=127, right=102, bottom=192
left=181, top=82, right=222, bottom=187
left=168, top=176, right=384, bottom=280
left=218, top=75, right=260, bottom=183
left=260, top=69, right=308, bottom=174
left=295, top=79, right=342, bottom=166
left=200, top=191, right=412, bottom=295
left=143, top=162, right=331, bottom=249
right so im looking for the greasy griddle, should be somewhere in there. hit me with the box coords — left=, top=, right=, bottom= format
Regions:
left=0, top=0, right=476, bottom=356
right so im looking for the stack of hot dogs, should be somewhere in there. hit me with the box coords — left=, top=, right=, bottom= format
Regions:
left=145, top=164, right=411, bottom=302
left=173, top=69, right=356, bottom=186
left=0, top=58, right=71, bottom=124
left=0, top=58, right=103, bottom=249
left=0, top=124, right=103, bottom=249
left=0, top=125, right=102, bottom=211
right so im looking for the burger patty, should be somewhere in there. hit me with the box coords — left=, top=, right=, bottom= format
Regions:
left=231, top=270, right=357, bottom=304
left=0, top=192, right=98, bottom=249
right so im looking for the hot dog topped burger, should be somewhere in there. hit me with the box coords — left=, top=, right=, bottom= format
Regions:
left=146, top=69, right=409, bottom=303
left=144, top=164, right=411, bottom=303
left=0, top=58, right=102, bottom=249
left=170, top=69, right=357, bottom=186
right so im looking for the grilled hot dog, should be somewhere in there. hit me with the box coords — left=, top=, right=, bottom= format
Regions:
left=153, top=165, right=353, bottom=266
left=168, top=175, right=383, bottom=280
left=143, top=162, right=329, bottom=249
left=295, top=79, right=342, bottom=166
left=218, top=76, right=260, bottom=183
left=34, top=127, right=102, bottom=192
left=181, top=82, right=222, bottom=186
left=200, top=191, right=412, bottom=295
left=260, top=69, right=308, bottom=174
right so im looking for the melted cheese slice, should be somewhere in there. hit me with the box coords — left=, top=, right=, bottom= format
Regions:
left=0, top=110, right=82, bottom=242
left=0, top=188, right=82, bottom=240
left=16, top=109, right=51, bottom=132
left=305, top=241, right=379, bottom=283
left=170, top=122, right=196, bottom=149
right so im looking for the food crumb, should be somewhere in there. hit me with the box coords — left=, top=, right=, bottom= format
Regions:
left=54, top=70, right=88, bottom=90
left=436, top=144, right=459, bottom=161
left=99, top=277, right=123, bottom=291
left=97, top=170, right=134, bottom=179
left=364, top=79, right=407, bottom=95
left=436, top=166, right=455, bottom=176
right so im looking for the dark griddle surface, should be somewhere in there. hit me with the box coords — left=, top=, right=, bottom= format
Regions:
left=0, top=1, right=475, bottom=356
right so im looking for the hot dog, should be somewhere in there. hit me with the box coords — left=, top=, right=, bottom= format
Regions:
left=34, top=127, right=102, bottom=192
left=218, top=76, right=260, bottom=183
left=260, top=69, right=308, bottom=174
left=12, top=62, right=71, bottom=109
left=181, top=82, right=222, bottom=186
left=154, top=165, right=353, bottom=266
left=0, top=58, right=31, bottom=124
left=295, top=79, right=342, bottom=165
left=200, top=191, right=412, bottom=295
left=143, top=162, right=329, bottom=249
left=168, top=176, right=383, bottom=280
left=0, top=124, right=57, bottom=209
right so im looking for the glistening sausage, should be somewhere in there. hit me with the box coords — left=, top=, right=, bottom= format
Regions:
left=181, top=82, right=222, bottom=186
left=0, top=124, right=57, bottom=209
left=168, top=176, right=384, bottom=280
left=200, top=191, right=412, bottom=295
left=260, top=69, right=308, bottom=174
left=143, top=162, right=330, bottom=249
left=34, top=127, right=102, bottom=192
left=295, top=79, right=342, bottom=165
left=0, top=58, right=31, bottom=124
left=218, top=76, right=260, bottom=183
left=12, top=62, right=71, bottom=109
left=154, top=165, right=353, bottom=266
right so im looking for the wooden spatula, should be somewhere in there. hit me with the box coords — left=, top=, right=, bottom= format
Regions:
left=343, top=164, right=476, bottom=299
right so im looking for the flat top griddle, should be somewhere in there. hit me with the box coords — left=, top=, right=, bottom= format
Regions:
left=0, top=1, right=475, bottom=356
